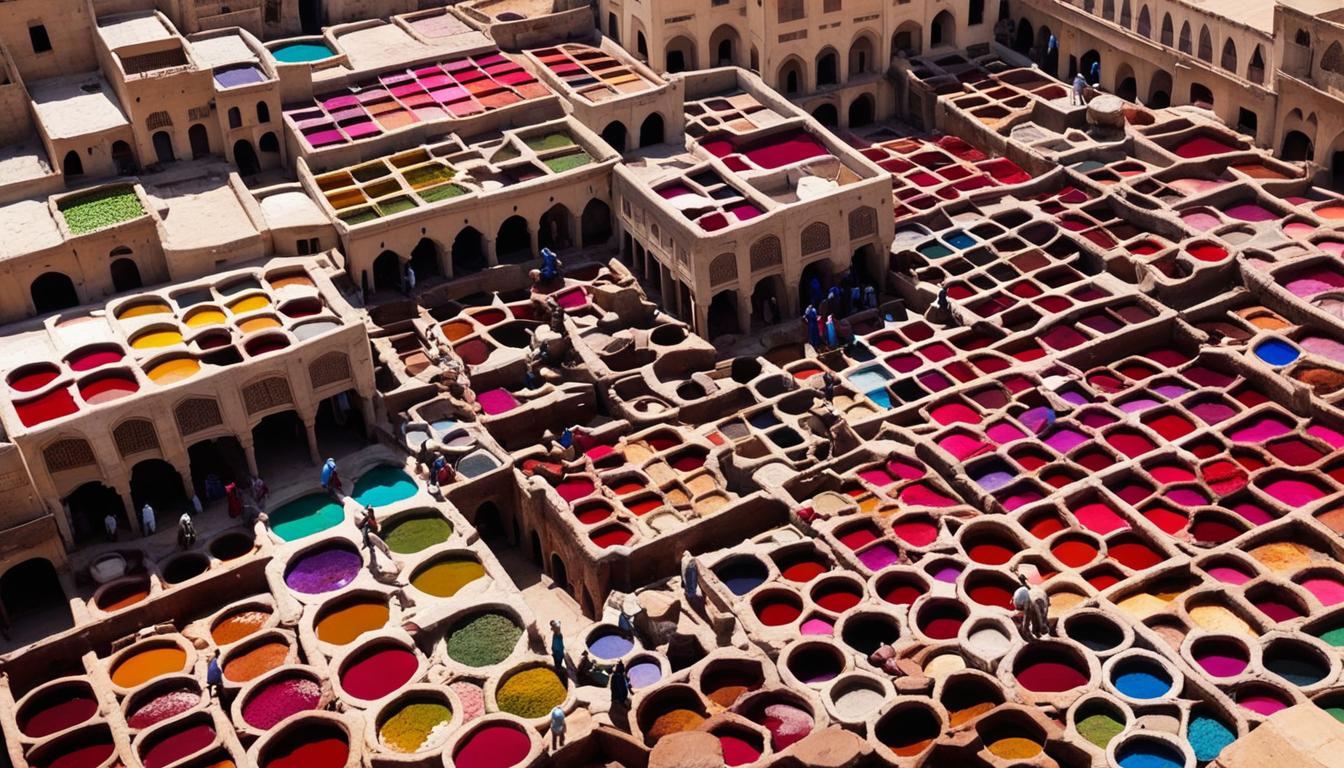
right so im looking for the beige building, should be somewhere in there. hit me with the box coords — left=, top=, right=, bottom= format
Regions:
left=1272, top=4, right=1344, bottom=188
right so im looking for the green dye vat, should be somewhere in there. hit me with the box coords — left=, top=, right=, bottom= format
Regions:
left=339, top=208, right=378, bottom=225
left=1317, top=625, right=1344, bottom=647
left=446, top=612, right=522, bottom=667
left=384, top=515, right=453, bottom=554
left=269, top=493, right=345, bottom=542
left=1076, top=712, right=1124, bottom=748
left=403, top=164, right=455, bottom=188
left=375, top=196, right=416, bottom=217
left=420, top=184, right=467, bottom=203
left=59, top=187, right=145, bottom=235
left=526, top=132, right=574, bottom=151
left=918, top=243, right=953, bottom=259
left=1325, top=706, right=1344, bottom=723
left=544, top=151, right=593, bottom=173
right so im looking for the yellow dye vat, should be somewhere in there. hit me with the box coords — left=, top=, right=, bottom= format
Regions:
left=228, top=295, right=272, bottom=314
left=118, top=302, right=171, bottom=319
left=148, top=358, right=201, bottom=384
left=185, top=308, right=226, bottom=327
left=238, top=316, right=281, bottom=334
left=131, top=329, right=184, bottom=349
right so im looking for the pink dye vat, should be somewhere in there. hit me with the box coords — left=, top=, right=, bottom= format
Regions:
left=1175, top=136, right=1237, bottom=158
left=1300, top=577, right=1344, bottom=605
left=477, top=388, right=519, bottom=415
left=931, top=403, right=980, bottom=425
left=1075, top=503, right=1130, bottom=535
left=1258, top=478, right=1327, bottom=505
left=1181, top=211, right=1221, bottom=230
left=1206, top=565, right=1253, bottom=585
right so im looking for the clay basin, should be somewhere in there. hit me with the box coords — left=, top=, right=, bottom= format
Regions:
left=874, top=700, right=941, bottom=758
left=26, top=723, right=117, bottom=768
left=256, top=716, right=351, bottom=768
left=16, top=679, right=99, bottom=738
left=1012, top=642, right=1091, bottom=693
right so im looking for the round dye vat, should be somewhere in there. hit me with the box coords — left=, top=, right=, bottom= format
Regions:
left=316, top=599, right=389, bottom=646
left=714, top=557, right=767, bottom=596
left=754, top=592, right=803, bottom=627
left=211, top=608, right=270, bottom=645
left=383, top=514, right=452, bottom=554
left=284, top=545, right=361, bottom=594
left=497, top=667, right=566, bottom=718
left=411, top=556, right=485, bottom=598
left=260, top=725, right=349, bottom=768
left=719, top=731, right=763, bottom=766
left=453, top=723, right=532, bottom=768
left=112, top=645, right=188, bottom=689
left=184, top=307, right=226, bottom=327
left=590, top=524, right=633, bottom=548
left=272, top=42, right=335, bottom=63
left=29, top=728, right=116, bottom=768
left=117, top=300, right=171, bottom=319
left=876, top=705, right=939, bottom=757
left=140, top=721, right=215, bottom=768
left=146, top=357, right=200, bottom=384
left=917, top=602, right=967, bottom=640
left=965, top=536, right=1016, bottom=565
left=1255, top=338, right=1301, bottom=366
left=76, top=372, right=138, bottom=404
left=1188, top=713, right=1235, bottom=762
left=777, top=554, right=828, bottom=583
left=341, top=646, right=418, bottom=700
left=1109, top=540, right=1163, bottom=571
left=1264, top=642, right=1328, bottom=686
left=245, top=335, right=290, bottom=356
left=589, top=628, right=634, bottom=659
left=573, top=500, right=612, bottom=525
left=9, top=363, right=59, bottom=392
left=228, top=294, right=272, bottom=314
left=238, top=316, right=281, bottom=334
left=553, top=476, right=595, bottom=503
left=1112, top=658, right=1172, bottom=699
left=1187, top=242, right=1228, bottom=262
left=627, top=660, right=662, bottom=688
left=225, top=640, right=289, bottom=683
left=811, top=579, right=863, bottom=613
left=1236, top=686, right=1290, bottom=715
left=1191, top=637, right=1248, bottom=677
left=1075, top=703, right=1125, bottom=748
left=351, top=465, right=417, bottom=507
left=787, top=645, right=842, bottom=684
left=1052, top=535, right=1100, bottom=568
left=19, top=686, right=98, bottom=738
left=893, top=517, right=939, bottom=547
left=126, top=684, right=201, bottom=730
left=243, top=675, right=321, bottom=730
left=1299, top=576, right=1344, bottom=605
left=268, top=493, right=344, bottom=542
left=68, top=346, right=124, bottom=371
left=1115, top=736, right=1185, bottom=768
left=446, top=612, right=522, bottom=667
left=1015, top=651, right=1089, bottom=693
left=131, top=328, right=184, bottom=349
left=379, top=699, right=453, bottom=753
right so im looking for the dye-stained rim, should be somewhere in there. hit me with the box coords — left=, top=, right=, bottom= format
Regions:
left=12, top=675, right=100, bottom=744
left=23, top=721, right=119, bottom=768
left=1106, top=729, right=1195, bottom=768
left=367, top=683, right=462, bottom=757
left=122, top=674, right=206, bottom=733
left=230, top=664, right=328, bottom=738
left=246, top=710, right=358, bottom=768
left=484, top=656, right=576, bottom=727
left=105, top=634, right=195, bottom=696
left=218, top=628, right=298, bottom=689
left=330, top=631, right=426, bottom=708
left=130, top=706, right=224, bottom=768
left=205, top=596, right=277, bottom=648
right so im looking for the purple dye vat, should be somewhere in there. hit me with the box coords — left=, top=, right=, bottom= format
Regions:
left=1225, top=204, right=1277, bottom=222
left=215, top=65, right=266, bottom=88
left=1044, top=428, right=1088, bottom=453
left=730, top=204, right=763, bottom=221
left=1152, top=383, right=1190, bottom=399
left=857, top=542, right=902, bottom=570
left=242, top=677, right=321, bottom=730
left=1229, top=416, right=1292, bottom=442
left=1119, top=398, right=1160, bottom=413
left=626, top=662, right=662, bottom=688
left=932, top=565, right=962, bottom=583
left=477, top=388, right=519, bottom=415
left=284, top=547, right=361, bottom=594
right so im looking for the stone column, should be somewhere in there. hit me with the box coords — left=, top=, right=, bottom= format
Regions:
left=238, top=433, right=259, bottom=477
left=303, top=417, right=321, bottom=465
left=110, top=475, right=142, bottom=536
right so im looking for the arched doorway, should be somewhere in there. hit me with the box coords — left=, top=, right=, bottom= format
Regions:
left=707, top=290, right=740, bottom=338
left=1014, top=19, right=1034, bottom=53
left=31, top=272, right=78, bottom=314
left=372, top=250, right=401, bottom=293
left=539, top=204, right=572, bottom=252
left=475, top=501, right=505, bottom=542
left=779, top=57, right=805, bottom=95
left=65, top=482, right=126, bottom=545
left=1034, top=27, right=1058, bottom=77
left=112, top=141, right=136, bottom=175
left=0, top=559, right=71, bottom=639
left=452, top=227, right=486, bottom=276
left=930, top=10, right=956, bottom=48
left=852, top=244, right=878, bottom=285
left=1114, top=64, right=1137, bottom=101
left=259, top=132, right=280, bottom=165
left=233, top=140, right=260, bottom=175
left=187, top=436, right=246, bottom=499
left=636, top=31, right=648, bottom=61
left=153, top=131, right=175, bottom=164
left=1189, top=82, right=1214, bottom=108
left=751, top=275, right=785, bottom=328
left=496, top=216, right=531, bottom=264
left=251, top=410, right=309, bottom=470
left=111, top=258, right=142, bottom=292
left=315, top=390, right=366, bottom=456
left=189, top=124, right=210, bottom=159
left=813, top=103, right=839, bottom=127
left=601, top=121, right=627, bottom=153
left=664, top=35, right=696, bottom=73
left=130, top=458, right=186, bottom=520
left=892, top=22, right=923, bottom=57
left=711, top=24, right=739, bottom=66
left=607, top=12, right=619, bottom=43
left=1281, top=130, right=1314, bottom=162
left=849, top=35, right=875, bottom=76
left=410, top=238, right=441, bottom=280
left=639, top=113, right=664, bottom=147
left=581, top=199, right=612, bottom=246
left=530, top=531, right=542, bottom=565
left=550, top=553, right=570, bottom=590
left=799, top=260, right=830, bottom=310
left=816, top=47, right=839, bottom=87
left=1080, top=49, right=1102, bottom=84
left=848, top=94, right=875, bottom=127
left=62, top=150, right=83, bottom=177
left=1148, top=70, right=1172, bottom=107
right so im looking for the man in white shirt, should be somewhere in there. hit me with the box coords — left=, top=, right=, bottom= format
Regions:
left=141, top=504, right=156, bottom=535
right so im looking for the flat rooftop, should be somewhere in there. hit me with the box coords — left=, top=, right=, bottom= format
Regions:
left=259, top=190, right=330, bottom=230
left=0, top=140, right=53, bottom=188
left=403, top=10, right=488, bottom=45
left=0, top=199, right=62, bottom=259
left=468, top=0, right=558, bottom=19
left=190, top=34, right=260, bottom=70
left=29, top=74, right=130, bottom=140
left=144, top=176, right=260, bottom=251
left=334, top=24, right=437, bottom=71
left=97, top=12, right=177, bottom=49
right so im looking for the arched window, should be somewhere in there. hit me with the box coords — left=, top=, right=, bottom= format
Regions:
left=228, top=107, right=242, bottom=129
left=1220, top=39, right=1237, bottom=72
left=256, top=101, right=270, bottom=123
left=1160, top=13, right=1173, bottom=45
left=1197, top=26, right=1213, bottom=61
left=1322, top=42, right=1344, bottom=73
left=1118, top=0, right=1131, bottom=28
left=1247, top=45, right=1265, bottom=84
left=1178, top=21, right=1192, bottom=54
left=1136, top=5, right=1150, bottom=36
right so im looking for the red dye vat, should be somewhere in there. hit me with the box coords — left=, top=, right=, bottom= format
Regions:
left=78, top=374, right=138, bottom=404
left=1255, top=600, right=1303, bottom=622
left=341, top=647, right=417, bottom=700
left=1188, top=242, right=1228, bottom=261
left=719, top=734, right=762, bottom=766
left=1202, top=460, right=1247, bottom=495
left=1148, top=463, right=1195, bottom=484
left=918, top=604, right=966, bottom=640
left=755, top=598, right=802, bottom=626
left=1176, top=136, right=1237, bottom=158
left=1141, top=505, right=1188, bottom=535
left=1106, top=430, right=1155, bottom=458
left=1108, top=541, right=1162, bottom=570
left=670, top=452, right=705, bottom=471
left=9, top=365, right=59, bottom=392
left=15, top=388, right=78, bottom=427
left=1190, top=519, right=1241, bottom=543
left=68, top=348, right=124, bottom=371
left=1026, top=514, right=1066, bottom=539
left=590, top=525, right=633, bottom=548
left=780, top=559, right=827, bottom=583
left=892, top=518, right=937, bottom=547
left=142, top=723, right=215, bottom=768
left=554, top=477, right=594, bottom=503
left=898, top=483, right=958, bottom=507
left=1087, top=572, right=1121, bottom=590
left=1266, top=438, right=1326, bottom=466
left=1052, top=538, right=1099, bottom=568
left=19, top=693, right=98, bottom=738
left=574, top=502, right=612, bottom=525
left=968, top=584, right=1013, bottom=610
left=454, top=339, right=490, bottom=366
left=625, top=497, right=662, bottom=516
left=263, top=736, right=349, bottom=768
left=742, top=131, right=828, bottom=169
left=881, top=582, right=922, bottom=605
left=838, top=526, right=879, bottom=550
left=1144, top=413, right=1195, bottom=440
left=1015, top=661, right=1088, bottom=692
left=246, top=336, right=289, bottom=356
left=33, top=737, right=115, bottom=768
left=1075, top=503, right=1130, bottom=535
left=813, top=583, right=862, bottom=613
left=967, top=542, right=1014, bottom=565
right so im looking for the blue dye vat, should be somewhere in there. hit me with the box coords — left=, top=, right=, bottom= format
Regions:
left=352, top=465, right=418, bottom=507
left=714, top=559, right=766, bottom=596
left=866, top=388, right=893, bottom=409
left=1113, top=665, right=1171, bottom=699
left=848, top=368, right=892, bottom=391
left=1254, top=338, right=1300, bottom=366
left=945, top=231, right=976, bottom=250
left=1116, top=739, right=1184, bottom=768
left=1188, top=715, right=1235, bottom=762
left=747, top=410, right=780, bottom=429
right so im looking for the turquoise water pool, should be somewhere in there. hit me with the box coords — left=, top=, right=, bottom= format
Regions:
left=273, top=43, right=335, bottom=63
left=353, top=465, right=418, bottom=507
left=269, top=493, right=345, bottom=542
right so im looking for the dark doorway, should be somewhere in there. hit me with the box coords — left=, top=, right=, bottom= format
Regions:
left=410, top=238, right=441, bottom=279
left=1014, top=20, right=1034, bottom=53
left=187, top=436, right=247, bottom=498
left=581, top=199, right=612, bottom=245
left=1237, top=108, right=1258, bottom=137
left=475, top=501, right=505, bottom=542
left=1037, top=27, right=1059, bottom=76
left=452, top=227, right=486, bottom=276
left=1281, top=130, right=1313, bottom=162
left=607, top=12, right=619, bottom=43
left=718, top=38, right=733, bottom=65
left=707, top=290, right=740, bottom=338
left=496, top=216, right=531, bottom=264
left=666, top=49, right=687, bottom=73
left=66, top=482, right=127, bottom=546
left=189, top=124, right=210, bottom=159
left=373, top=250, right=401, bottom=293
left=251, top=410, right=309, bottom=471
left=813, top=104, right=838, bottom=127
left=639, top=113, right=665, bottom=147
left=259, top=132, right=280, bottom=154
left=233, top=140, right=260, bottom=175
left=550, top=553, right=570, bottom=590
left=1189, top=82, right=1213, bottom=108
left=1117, top=76, right=1137, bottom=102
left=531, top=531, right=542, bottom=565
left=1080, top=50, right=1102, bottom=84
left=799, top=260, right=828, bottom=311
left=315, top=390, right=366, bottom=457
left=1332, top=152, right=1344, bottom=191
left=62, top=151, right=83, bottom=177
left=300, top=0, right=321, bottom=34
left=153, top=131, right=175, bottom=164
left=852, top=244, right=878, bottom=285
left=31, top=272, right=78, bottom=314
left=601, top=121, right=627, bottom=153
left=0, top=559, right=71, bottom=641
left=816, top=50, right=838, bottom=86
left=111, top=258, right=142, bottom=292
left=751, top=276, right=784, bottom=328
left=112, top=141, right=137, bottom=175
left=848, top=94, right=875, bottom=127
left=1148, top=70, right=1172, bottom=108
left=538, top=204, right=572, bottom=252
left=130, top=459, right=187, bottom=520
